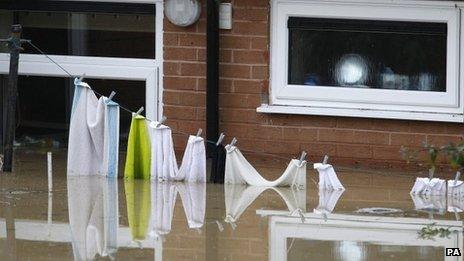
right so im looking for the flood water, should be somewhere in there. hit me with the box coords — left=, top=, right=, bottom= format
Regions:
left=0, top=150, right=463, bottom=260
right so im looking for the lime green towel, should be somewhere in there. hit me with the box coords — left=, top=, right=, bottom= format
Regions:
left=124, top=180, right=151, bottom=240
left=124, top=115, right=151, bottom=179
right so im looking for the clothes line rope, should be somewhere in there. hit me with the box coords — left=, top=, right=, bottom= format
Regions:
left=26, top=41, right=308, bottom=163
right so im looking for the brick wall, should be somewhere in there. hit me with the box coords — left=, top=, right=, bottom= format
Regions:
left=163, top=0, right=464, bottom=173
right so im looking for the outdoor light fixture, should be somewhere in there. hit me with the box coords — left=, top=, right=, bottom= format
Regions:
left=165, top=0, right=201, bottom=27
left=335, top=54, right=369, bottom=87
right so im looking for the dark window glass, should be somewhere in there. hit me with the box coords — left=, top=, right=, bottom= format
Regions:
left=288, top=17, right=447, bottom=92
left=0, top=3, right=155, bottom=59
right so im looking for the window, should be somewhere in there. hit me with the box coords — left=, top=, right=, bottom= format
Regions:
left=260, top=0, right=463, bottom=122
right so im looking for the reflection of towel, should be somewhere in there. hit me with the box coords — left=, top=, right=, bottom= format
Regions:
left=410, top=178, right=446, bottom=196
left=67, top=79, right=120, bottom=176
left=124, top=115, right=151, bottom=179
left=447, top=180, right=464, bottom=197
left=313, top=189, right=345, bottom=214
left=410, top=194, right=446, bottom=214
left=125, top=180, right=151, bottom=240
left=224, top=185, right=306, bottom=225
left=149, top=123, right=178, bottom=181
left=225, top=145, right=306, bottom=187
left=210, top=144, right=226, bottom=183
left=68, top=176, right=119, bottom=260
left=313, top=163, right=344, bottom=190
left=151, top=182, right=206, bottom=237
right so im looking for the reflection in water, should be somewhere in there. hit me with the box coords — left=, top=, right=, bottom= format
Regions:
left=67, top=176, right=118, bottom=260
left=225, top=185, right=306, bottom=227
left=124, top=180, right=151, bottom=241
left=151, top=182, right=206, bottom=238
left=313, top=189, right=344, bottom=215
left=411, top=194, right=446, bottom=215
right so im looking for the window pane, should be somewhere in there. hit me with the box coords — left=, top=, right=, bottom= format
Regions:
left=0, top=5, right=155, bottom=59
left=288, top=18, right=447, bottom=92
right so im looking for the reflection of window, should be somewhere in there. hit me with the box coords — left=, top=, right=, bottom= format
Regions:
left=0, top=2, right=155, bottom=58
left=288, top=18, right=447, bottom=92
left=262, top=0, right=464, bottom=122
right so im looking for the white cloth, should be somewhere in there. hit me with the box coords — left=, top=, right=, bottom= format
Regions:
left=149, top=123, right=178, bottom=181
left=313, top=189, right=345, bottom=215
left=447, top=180, right=464, bottom=197
left=68, top=176, right=119, bottom=260
left=448, top=193, right=464, bottom=213
left=410, top=194, right=446, bottom=214
left=410, top=177, right=446, bottom=196
left=67, top=79, right=120, bottom=177
left=224, top=184, right=306, bottom=226
left=150, top=182, right=206, bottom=238
left=224, top=145, right=306, bottom=187
left=148, top=122, right=206, bottom=183
left=313, top=163, right=344, bottom=190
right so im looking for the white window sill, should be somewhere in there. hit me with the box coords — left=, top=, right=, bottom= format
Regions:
left=256, top=104, right=464, bottom=123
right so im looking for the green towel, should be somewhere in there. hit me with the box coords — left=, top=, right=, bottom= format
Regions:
left=124, top=180, right=151, bottom=240
left=124, top=115, right=151, bottom=179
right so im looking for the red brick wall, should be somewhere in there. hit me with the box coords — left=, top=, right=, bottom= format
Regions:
left=163, top=0, right=464, bottom=172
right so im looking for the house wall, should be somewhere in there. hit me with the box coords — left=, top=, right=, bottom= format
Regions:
left=163, top=0, right=464, bottom=172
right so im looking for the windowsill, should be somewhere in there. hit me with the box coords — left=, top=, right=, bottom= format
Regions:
left=256, top=104, right=464, bottom=123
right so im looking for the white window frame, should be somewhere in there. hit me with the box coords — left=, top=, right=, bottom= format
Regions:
left=259, top=0, right=464, bottom=122
left=0, top=0, right=164, bottom=120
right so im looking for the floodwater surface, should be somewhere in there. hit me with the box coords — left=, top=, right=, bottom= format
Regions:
left=0, top=150, right=462, bottom=260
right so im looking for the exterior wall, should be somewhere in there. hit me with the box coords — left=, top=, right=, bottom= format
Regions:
left=163, top=0, right=464, bottom=172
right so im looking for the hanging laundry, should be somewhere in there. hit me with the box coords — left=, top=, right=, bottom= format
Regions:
left=410, top=177, right=446, bottom=196
left=210, top=143, right=226, bottom=183
left=67, top=78, right=120, bottom=176
left=68, top=176, right=119, bottom=260
left=313, top=189, right=344, bottom=215
left=313, top=163, right=345, bottom=190
left=224, top=144, right=306, bottom=187
left=125, top=180, right=151, bottom=240
left=447, top=179, right=464, bottom=197
left=224, top=185, right=306, bottom=228
left=410, top=193, right=446, bottom=215
left=448, top=193, right=464, bottom=214
left=124, top=114, right=151, bottom=180
left=148, top=122, right=206, bottom=182
left=149, top=122, right=178, bottom=181
left=150, top=181, right=206, bottom=238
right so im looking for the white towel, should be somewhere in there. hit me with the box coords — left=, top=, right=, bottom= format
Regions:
left=148, top=122, right=206, bottom=183
left=67, top=79, right=120, bottom=177
left=68, top=176, right=119, bottom=260
left=447, top=180, right=464, bottom=197
left=410, top=194, right=446, bottom=214
left=224, top=185, right=306, bottom=225
left=313, top=189, right=345, bottom=215
left=448, top=193, right=464, bottom=213
left=224, top=145, right=307, bottom=187
left=313, top=163, right=344, bottom=190
left=149, top=123, right=178, bottom=181
left=410, top=177, right=446, bottom=196
left=150, top=182, right=206, bottom=238
left=177, top=135, right=207, bottom=183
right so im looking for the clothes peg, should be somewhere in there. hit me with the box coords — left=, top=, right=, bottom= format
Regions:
left=299, top=151, right=307, bottom=165
left=196, top=128, right=203, bottom=137
left=454, top=171, right=461, bottom=185
left=229, top=137, right=237, bottom=147
left=428, top=167, right=435, bottom=180
left=156, top=116, right=167, bottom=128
left=108, top=91, right=116, bottom=101
left=78, top=73, right=86, bottom=82
left=135, top=107, right=144, bottom=116
left=216, top=133, right=225, bottom=146
left=322, top=155, right=329, bottom=164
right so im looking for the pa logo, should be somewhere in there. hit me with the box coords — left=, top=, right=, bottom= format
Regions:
left=446, top=248, right=462, bottom=256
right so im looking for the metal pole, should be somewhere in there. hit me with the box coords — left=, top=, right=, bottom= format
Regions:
left=2, top=24, right=22, bottom=172
left=206, top=0, right=220, bottom=158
